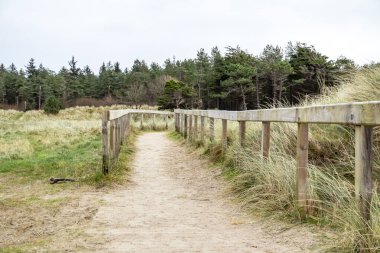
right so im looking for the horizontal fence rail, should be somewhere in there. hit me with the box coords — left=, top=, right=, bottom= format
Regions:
left=102, top=109, right=173, bottom=174
left=174, top=101, right=380, bottom=223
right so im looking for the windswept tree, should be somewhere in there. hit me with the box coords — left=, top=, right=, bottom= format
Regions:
left=209, top=46, right=226, bottom=109
left=261, top=45, right=293, bottom=106
left=221, top=46, right=256, bottom=110
left=286, top=42, right=335, bottom=103
left=158, top=80, right=195, bottom=109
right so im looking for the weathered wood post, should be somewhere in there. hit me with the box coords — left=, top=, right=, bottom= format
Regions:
left=178, top=113, right=180, bottom=132
left=261, top=122, right=271, bottom=159
left=355, top=125, right=373, bottom=224
left=102, top=111, right=109, bottom=175
left=188, top=115, right=193, bottom=142
left=116, top=118, right=120, bottom=155
left=184, top=114, right=188, bottom=138
left=209, top=117, right=214, bottom=142
left=296, top=123, right=309, bottom=215
left=128, top=114, right=132, bottom=134
left=177, top=113, right=180, bottom=133
left=153, top=114, right=156, bottom=130
left=181, top=114, right=185, bottom=135
left=200, top=116, right=205, bottom=146
left=174, top=113, right=178, bottom=131
left=175, top=113, right=178, bottom=132
left=124, top=116, right=127, bottom=141
left=120, top=117, right=124, bottom=145
left=174, top=113, right=177, bottom=131
left=165, top=115, right=169, bottom=130
left=126, top=114, right=130, bottom=139
left=125, top=114, right=130, bottom=138
left=180, top=113, right=183, bottom=133
left=194, top=115, right=198, bottom=142
left=110, top=120, right=115, bottom=160
left=140, top=113, right=144, bottom=129
left=222, top=119, right=227, bottom=150
left=120, top=116, right=125, bottom=145
left=181, top=114, right=183, bottom=135
left=239, top=121, right=246, bottom=147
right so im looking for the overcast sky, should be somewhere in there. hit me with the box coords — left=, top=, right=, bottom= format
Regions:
left=0, top=0, right=379, bottom=72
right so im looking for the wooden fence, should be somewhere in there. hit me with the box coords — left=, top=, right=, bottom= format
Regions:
left=174, top=101, right=380, bottom=222
left=102, top=109, right=173, bottom=174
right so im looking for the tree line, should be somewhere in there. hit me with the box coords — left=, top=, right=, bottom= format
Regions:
left=0, top=42, right=373, bottom=111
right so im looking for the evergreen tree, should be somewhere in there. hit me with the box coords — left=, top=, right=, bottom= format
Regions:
left=261, top=45, right=293, bottom=106
left=222, top=46, right=256, bottom=110
left=158, top=80, right=195, bottom=109
left=286, top=42, right=334, bottom=103
left=195, top=48, right=211, bottom=108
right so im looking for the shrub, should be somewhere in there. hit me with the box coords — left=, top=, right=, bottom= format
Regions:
left=44, top=96, right=62, bottom=114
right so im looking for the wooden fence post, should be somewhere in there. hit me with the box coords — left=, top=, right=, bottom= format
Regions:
left=355, top=125, right=373, bottom=223
left=181, top=114, right=185, bottom=135
left=239, top=121, right=246, bottom=147
left=110, top=120, right=115, bottom=160
left=180, top=114, right=183, bottom=133
left=178, top=114, right=180, bottom=132
left=209, top=117, right=214, bottom=142
left=194, top=115, right=198, bottom=142
left=125, top=114, right=130, bottom=138
left=120, top=116, right=125, bottom=145
left=120, top=117, right=124, bottom=144
left=126, top=114, right=130, bottom=138
left=179, top=114, right=182, bottom=133
left=261, top=122, right=271, bottom=159
left=102, top=111, right=109, bottom=175
left=174, top=113, right=177, bottom=131
left=165, top=115, right=169, bottom=130
left=296, top=123, right=309, bottom=215
left=124, top=116, right=127, bottom=141
left=188, top=115, right=193, bottom=142
left=116, top=119, right=120, bottom=155
left=201, top=116, right=205, bottom=146
left=140, top=114, right=144, bottom=129
left=184, top=114, right=188, bottom=138
left=153, top=114, right=156, bottom=130
left=222, top=119, right=227, bottom=150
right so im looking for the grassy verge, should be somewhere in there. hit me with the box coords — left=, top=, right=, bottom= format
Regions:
left=169, top=67, right=380, bottom=252
left=0, top=106, right=144, bottom=251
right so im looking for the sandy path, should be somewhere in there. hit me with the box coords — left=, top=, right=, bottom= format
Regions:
left=80, top=132, right=317, bottom=252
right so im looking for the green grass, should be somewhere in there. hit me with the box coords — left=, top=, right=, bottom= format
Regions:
left=0, top=135, right=101, bottom=179
left=0, top=105, right=152, bottom=185
left=0, top=106, right=148, bottom=251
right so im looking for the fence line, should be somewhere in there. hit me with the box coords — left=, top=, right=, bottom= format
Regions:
left=102, top=109, right=173, bottom=174
left=174, top=101, right=380, bottom=223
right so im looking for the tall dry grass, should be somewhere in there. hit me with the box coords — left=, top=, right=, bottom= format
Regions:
left=181, top=67, right=380, bottom=252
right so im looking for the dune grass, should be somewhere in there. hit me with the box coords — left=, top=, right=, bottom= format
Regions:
left=0, top=104, right=173, bottom=251
left=0, top=104, right=164, bottom=185
left=172, top=67, right=380, bottom=252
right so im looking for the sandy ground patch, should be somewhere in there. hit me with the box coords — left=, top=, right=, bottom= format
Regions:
left=41, top=132, right=319, bottom=252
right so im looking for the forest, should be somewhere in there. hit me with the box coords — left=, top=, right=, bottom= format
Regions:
left=0, top=41, right=375, bottom=111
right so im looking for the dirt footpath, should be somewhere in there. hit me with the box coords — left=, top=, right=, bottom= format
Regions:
left=62, top=132, right=317, bottom=253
